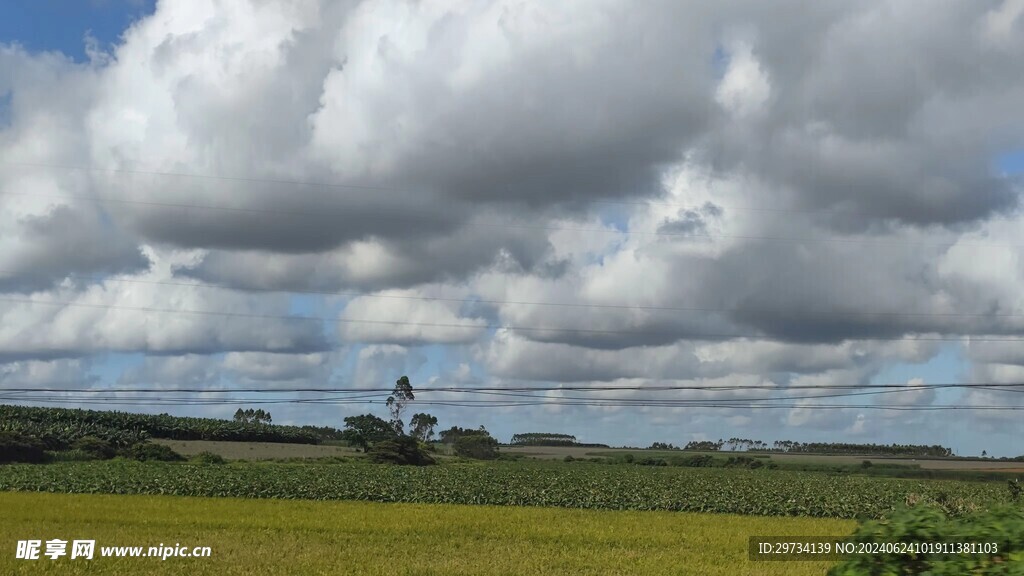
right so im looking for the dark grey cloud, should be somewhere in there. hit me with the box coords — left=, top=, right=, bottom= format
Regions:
left=0, top=205, right=149, bottom=293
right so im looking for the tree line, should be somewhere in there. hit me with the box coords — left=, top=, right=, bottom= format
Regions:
left=510, top=433, right=577, bottom=446
left=675, top=438, right=954, bottom=457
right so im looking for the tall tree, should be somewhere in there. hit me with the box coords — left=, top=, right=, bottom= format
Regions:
left=386, top=376, right=415, bottom=434
left=410, top=413, right=438, bottom=442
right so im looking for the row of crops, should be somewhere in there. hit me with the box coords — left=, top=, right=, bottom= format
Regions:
left=0, top=404, right=322, bottom=448
left=0, top=460, right=1012, bottom=519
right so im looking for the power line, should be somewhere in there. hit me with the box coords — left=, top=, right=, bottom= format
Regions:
left=4, top=295, right=1024, bottom=344
left=2, top=396, right=1021, bottom=411
left=0, top=387, right=922, bottom=404
left=4, top=381, right=1022, bottom=393
left=16, top=269, right=1024, bottom=322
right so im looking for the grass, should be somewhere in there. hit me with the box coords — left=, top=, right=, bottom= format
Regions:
left=0, top=492, right=854, bottom=575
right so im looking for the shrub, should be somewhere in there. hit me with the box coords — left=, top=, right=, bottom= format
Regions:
left=563, top=455, right=575, bottom=462
left=453, top=434, right=499, bottom=460
left=674, top=454, right=715, bottom=467
left=71, top=436, right=117, bottom=460
left=828, top=505, right=1024, bottom=575
left=369, top=436, right=436, bottom=466
left=190, top=451, right=227, bottom=465
left=127, top=443, right=185, bottom=462
left=861, top=460, right=873, bottom=469
left=0, top=433, right=49, bottom=464
left=622, top=454, right=635, bottom=464
left=47, top=450, right=96, bottom=462
left=637, top=457, right=668, bottom=466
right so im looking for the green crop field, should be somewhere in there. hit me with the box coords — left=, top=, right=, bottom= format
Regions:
left=0, top=460, right=1010, bottom=518
left=0, top=492, right=854, bottom=575
left=505, top=446, right=1024, bottom=471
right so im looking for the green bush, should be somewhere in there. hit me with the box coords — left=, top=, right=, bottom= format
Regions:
left=828, top=505, right=1024, bottom=575
left=0, top=433, right=49, bottom=464
left=190, top=451, right=227, bottom=465
left=453, top=434, right=499, bottom=460
left=127, top=443, right=185, bottom=462
left=71, top=436, right=117, bottom=460
left=369, top=436, right=436, bottom=466
left=47, top=450, right=96, bottom=462
left=563, top=455, right=575, bottom=462
left=724, top=456, right=759, bottom=468
left=673, top=454, right=715, bottom=467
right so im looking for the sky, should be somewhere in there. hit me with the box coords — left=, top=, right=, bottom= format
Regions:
left=1, top=0, right=1024, bottom=456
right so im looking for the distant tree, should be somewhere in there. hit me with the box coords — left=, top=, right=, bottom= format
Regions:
left=510, top=433, right=577, bottom=446
left=368, top=435, right=436, bottom=466
left=410, top=413, right=439, bottom=442
left=649, top=442, right=679, bottom=450
left=439, top=425, right=489, bottom=444
left=340, top=414, right=396, bottom=451
left=233, top=408, right=272, bottom=425
left=386, top=376, right=415, bottom=434
left=454, top=432, right=499, bottom=460
left=982, top=450, right=988, bottom=458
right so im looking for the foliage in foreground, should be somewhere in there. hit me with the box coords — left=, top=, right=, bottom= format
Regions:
left=0, top=460, right=1013, bottom=519
left=828, top=504, right=1024, bottom=575
left=0, top=492, right=853, bottom=576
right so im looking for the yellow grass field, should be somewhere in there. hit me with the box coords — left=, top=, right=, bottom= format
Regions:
left=0, top=492, right=855, bottom=575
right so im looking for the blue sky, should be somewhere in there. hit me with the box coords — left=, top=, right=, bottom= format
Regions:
left=998, top=150, right=1024, bottom=175
left=0, top=0, right=155, bottom=61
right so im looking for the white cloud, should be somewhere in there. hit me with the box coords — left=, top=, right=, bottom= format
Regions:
left=2, top=0, right=1024, bottom=452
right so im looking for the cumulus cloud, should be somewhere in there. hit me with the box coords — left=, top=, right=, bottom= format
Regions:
left=0, top=248, right=328, bottom=361
left=3, top=0, right=1024, bottom=452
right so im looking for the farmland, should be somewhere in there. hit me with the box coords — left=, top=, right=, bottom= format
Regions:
left=0, top=460, right=1011, bottom=519
left=0, top=491, right=854, bottom=575
left=152, top=439, right=359, bottom=460
left=504, top=445, right=1024, bottom=472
